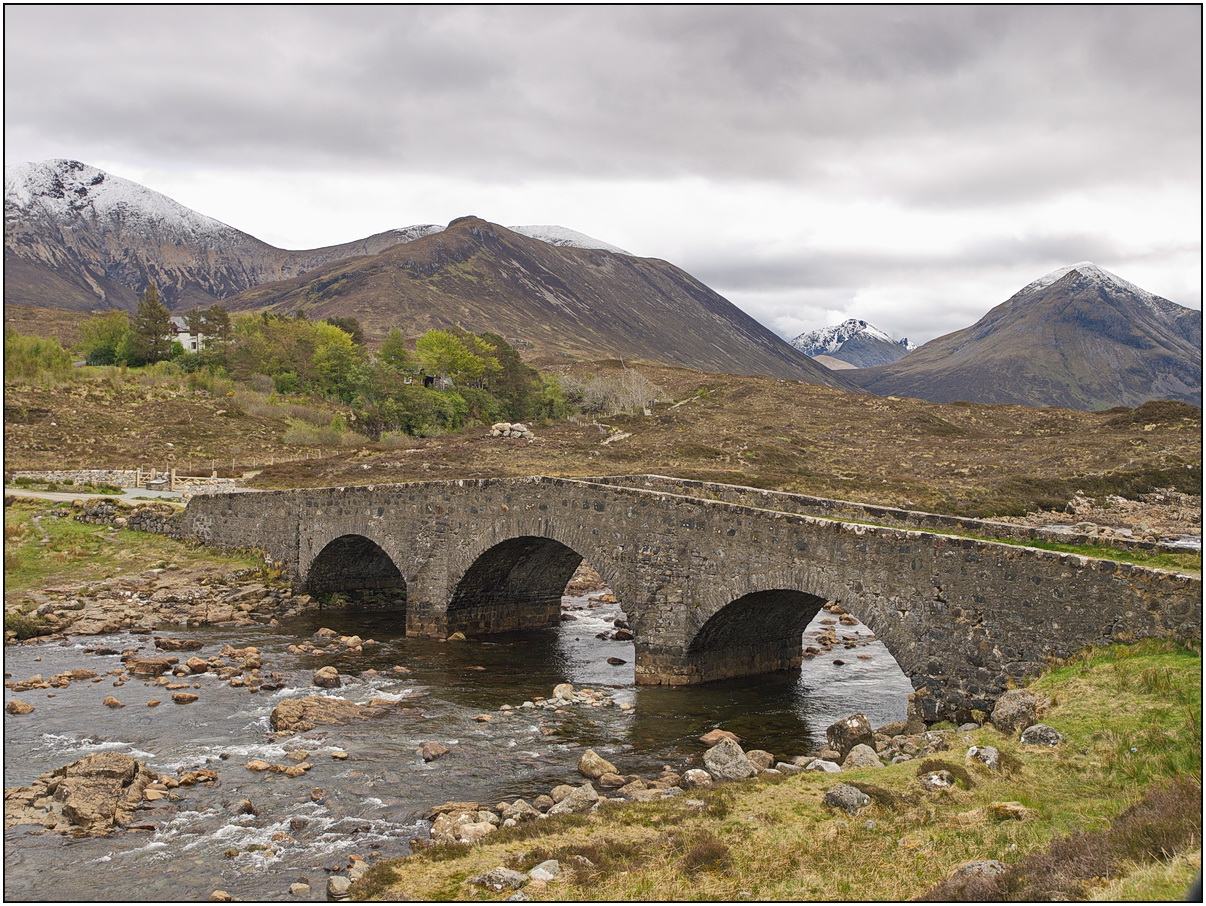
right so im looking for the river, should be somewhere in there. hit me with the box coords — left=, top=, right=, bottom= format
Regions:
left=3, top=592, right=913, bottom=902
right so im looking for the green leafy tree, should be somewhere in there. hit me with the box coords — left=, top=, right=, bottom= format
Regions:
left=78, top=310, right=131, bottom=365
left=415, top=329, right=498, bottom=385
left=324, top=316, right=364, bottom=346
left=378, top=328, right=416, bottom=373
left=130, top=282, right=172, bottom=365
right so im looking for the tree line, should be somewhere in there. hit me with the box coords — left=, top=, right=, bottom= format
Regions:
left=71, top=284, right=568, bottom=437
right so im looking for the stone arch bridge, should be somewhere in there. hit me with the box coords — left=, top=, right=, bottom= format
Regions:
left=178, top=475, right=1200, bottom=722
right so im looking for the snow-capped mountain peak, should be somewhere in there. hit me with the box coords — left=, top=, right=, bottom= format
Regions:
left=1018, top=261, right=1175, bottom=315
left=4, top=159, right=245, bottom=246
left=791, top=318, right=909, bottom=355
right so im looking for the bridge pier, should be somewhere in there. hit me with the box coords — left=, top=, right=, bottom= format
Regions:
left=634, top=636, right=805, bottom=686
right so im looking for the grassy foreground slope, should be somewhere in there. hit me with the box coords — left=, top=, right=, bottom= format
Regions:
left=354, top=641, right=1201, bottom=902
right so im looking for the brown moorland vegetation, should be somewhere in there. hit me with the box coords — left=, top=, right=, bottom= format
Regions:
left=4, top=358, right=1200, bottom=523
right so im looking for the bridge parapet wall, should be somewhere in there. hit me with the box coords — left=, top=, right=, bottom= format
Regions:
left=589, top=474, right=1189, bottom=554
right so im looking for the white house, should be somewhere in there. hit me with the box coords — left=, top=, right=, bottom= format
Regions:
left=169, top=316, right=206, bottom=353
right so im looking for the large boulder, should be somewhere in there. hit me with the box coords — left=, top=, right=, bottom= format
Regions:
left=703, top=738, right=758, bottom=781
left=5, top=752, right=158, bottom=834
left=990, top=690, right=1038, bottom=734
left=826, top=713, right=874, bottom=760
left=269, top=696, right=386, bottom=733
left=577, top=749, right=617, bottom=780
left=546, top=783, right=600, bottom=816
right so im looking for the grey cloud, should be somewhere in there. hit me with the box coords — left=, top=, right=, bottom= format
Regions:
left=6, top=5, right=1198, bottom=193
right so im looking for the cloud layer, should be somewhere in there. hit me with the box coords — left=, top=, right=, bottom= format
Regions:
left=5, top=5, right=1200, bottom=343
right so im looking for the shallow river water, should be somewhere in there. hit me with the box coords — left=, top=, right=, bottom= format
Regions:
left=3, top=594, right=913, bottom=902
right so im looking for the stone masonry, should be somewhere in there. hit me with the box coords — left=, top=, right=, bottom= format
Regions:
left=177, top=475, right=1202, bottom=722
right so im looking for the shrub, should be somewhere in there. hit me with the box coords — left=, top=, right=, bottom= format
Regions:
left=4, top=332, right=73, bottom=382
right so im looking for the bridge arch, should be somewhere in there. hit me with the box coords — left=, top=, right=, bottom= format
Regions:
left=677, top=567, right=924, bottom=693
left=445, top=523, right=629, bottom=637
left=303, top=533, right=407, bottom=605
left=687, top=589, right=828, bottom=682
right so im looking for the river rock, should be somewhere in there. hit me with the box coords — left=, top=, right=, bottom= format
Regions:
left=546, top=782, right=599, bottom=816
left=312, top=666, right=341, bottom=689
left=577, top=749, right=617, bottom=779
left=823, top=783, right=870, bottom=814
left=682, top=768, right=713, bottom=788
left=125, top=657, right=178, bottom=678
left=418, top=742, right=451, bottom=762
left=154, top=636, right=204, bottom=652
left=774, top=761, right=804, bottom=775
left=842, top=744, right=884, bottom=770
left=990, top=689, right=1038, bottom=734
left=1020, top=724, right=1064, bottom=747
left=269, top=696, right=386, bottom=733
left=103, top=696, right=124, bottom=708
left=326, top=875, right=352, bottom=899
left=703, top=738, right=758, bottom=781
left=826, top=713, right=874, bottom=759
left=552, top=683, right=574, bottom=700
left=500, top=799, right=541, bottom=823
left=4, top=752, right=158, bottom=834
left=533, top=794, right=555, bottom=812
left=550, top=784, right=575, bottom=803
left=6, top=700, right=35, bottom=715
left=699, top=728, right=740, bottom=746
left=745, top=749, right=775, bottom=771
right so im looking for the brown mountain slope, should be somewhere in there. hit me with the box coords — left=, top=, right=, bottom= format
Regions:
left=848, top=263, right=1202, bottom=410
left=225, top=216, right=853, bottom=387
left=3, top=159, right=412, bottom=311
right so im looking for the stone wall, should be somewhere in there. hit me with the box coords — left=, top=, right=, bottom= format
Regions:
left=176, top=475, right=1203, bottom=722
left=10, top=469, right=140, bottom=488
left=75, top=498, right=184, bottom=537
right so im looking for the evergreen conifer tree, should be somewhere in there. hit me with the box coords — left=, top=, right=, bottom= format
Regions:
left=131, top=281, right=172, bottom=364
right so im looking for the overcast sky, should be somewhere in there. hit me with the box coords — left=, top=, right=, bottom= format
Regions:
left=5, top=5, right=1201, bottom=344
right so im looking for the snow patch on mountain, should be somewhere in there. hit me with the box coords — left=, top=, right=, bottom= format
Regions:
left=5, top=159, right=247, bottom=246
left=1019, top=262, right=1176, bottom=315
left=389, top=222, right=632, bottom=256
left=790, top=318, right=910, bottom=356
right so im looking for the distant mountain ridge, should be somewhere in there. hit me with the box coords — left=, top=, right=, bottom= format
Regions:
left=791, top=318, right=914, bottom=368
left=846, top=263, right=1202, bottom=410
left=223, top=214, right=853, bottom=387
left=2, top=159, right=631, bottom=311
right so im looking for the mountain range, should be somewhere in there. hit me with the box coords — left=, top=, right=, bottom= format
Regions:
left=4, top=159, right=1201, bottom=410
left=791, top=318, right=914, bottom=368
left=3, top=159, right=848, bottom=387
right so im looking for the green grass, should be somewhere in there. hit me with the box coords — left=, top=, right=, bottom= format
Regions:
left=3, top=497, right=268, bottom=595
left=355, top=640, right=1201, bottom=902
